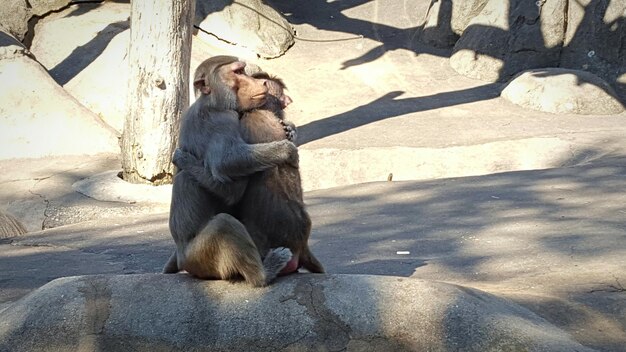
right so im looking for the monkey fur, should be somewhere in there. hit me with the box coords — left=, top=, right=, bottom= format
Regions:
left=164, top=56, right=298, bottom=287
left=174, top=71, right=324, bottom=276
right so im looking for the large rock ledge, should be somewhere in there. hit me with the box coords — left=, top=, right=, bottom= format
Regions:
left=0, top=274, right=593, bottom=351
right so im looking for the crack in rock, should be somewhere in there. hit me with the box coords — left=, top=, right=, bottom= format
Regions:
left=291, top=277, right=352, bottom=351
left=77, top=276, right=112, bottom=352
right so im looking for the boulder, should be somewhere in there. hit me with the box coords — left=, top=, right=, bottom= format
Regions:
left=450, top=0, right=566, bottom=82
left=421, top=0, right=488, bottom=48
left=0, top=274, right=593, bottom=351
left=501, top=68, right=624, bottom=115
left=0, top=0, right=72, bottom=41
left=27, top=1, right=295, bottom=132
left=195, top=0, right=295, bottom=59
left=560, top=0, right=626, bottom=101
left=29, top=2, right=131, bottom=132
left=0, top=28, right=119, bottom=159
left=0, top=0, right=31, bottom=41
left=0, top=211, right=27, bottom=238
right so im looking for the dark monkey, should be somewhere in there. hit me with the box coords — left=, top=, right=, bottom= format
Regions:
left=163, top=56, right=299, bottom=287
left=175, top=72, right=325, bottom=275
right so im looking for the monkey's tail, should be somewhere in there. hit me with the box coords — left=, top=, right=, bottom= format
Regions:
left=162, top=251, right=180, bottom=273
left=300, top=248, right=325, bottom=273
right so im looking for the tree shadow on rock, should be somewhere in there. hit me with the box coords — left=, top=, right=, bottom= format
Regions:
left=297, top=83, right=501, bottom=145
left=49, top=20, right=129, bottom=85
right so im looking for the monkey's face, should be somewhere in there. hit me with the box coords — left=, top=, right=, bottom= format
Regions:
left=265, top=80, right=290, bottom=109
left=193, top=57, right=268, bottom=111
left=219, top=61, right=268, bottom=111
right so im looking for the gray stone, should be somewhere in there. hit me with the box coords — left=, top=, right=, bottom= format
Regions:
left=0, top=0, right=72, bottom=41
left=450, top=0, right=566, bottom=82
left=0, top=211, right=26, bottom=238
left=560, top=0, right=626, bottom=102
left=28, top=2, right=131, bottom=132
left=0, top=38, right=119, bottom=159
left=0, top=28, right=30, bottom=59
left=501, top=68, right=625, bottom=115
left=421, top=0, right=488, bottom=48
left=0, top=0, right=31, bottom=40
left=0, top=274, right=594, bottom=352
left=29, top=0, right=72, bottom=16
left=195, top=0, right=295, bottom=59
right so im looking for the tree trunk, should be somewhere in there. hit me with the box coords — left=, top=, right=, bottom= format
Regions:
left=121, top=0, right=195, bottom=185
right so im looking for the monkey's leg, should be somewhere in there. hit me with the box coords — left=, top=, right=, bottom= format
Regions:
left=183, top=213, right=291, bottom=286
left=262, top=247, right=293, bottom=283
left=168, top=171, right=217, bottom=272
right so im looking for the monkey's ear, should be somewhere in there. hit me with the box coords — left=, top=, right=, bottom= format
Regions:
left=194, top=78, right=211, bottom=95
left=281, top=94, right=293, bottom=108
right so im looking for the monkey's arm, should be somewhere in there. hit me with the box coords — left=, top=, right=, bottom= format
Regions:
left=211, top=139, right=299, bottom=181
left=173, top=149, right=247, bottom=205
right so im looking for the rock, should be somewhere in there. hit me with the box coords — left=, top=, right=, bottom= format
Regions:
left=195, top=0, right=295, bottom=59
left=0, top=27, right=119, bottom=159
left=421, top=0, right=488, bottom=48
left=0, top=28, right=30, bottom=59
left=29, top=2, right=131, bottom=132
left=0, top=0, right=31, bottom=41
left=0, top=274, right=594, bottom=351
left=0, top=211, right=27, bottom=238
left=450, top=0, right=566, bottom=82
left=560, top=0, right=626, bottom=102
left=29, top=0, right=72, bottom=16
left=0, top=0, right=72, bottom=41
left=501, top=68, right=624, bottom=115
left=72, top=170, right=172, bottom=204
left=28, top=1, right=295, bottom=132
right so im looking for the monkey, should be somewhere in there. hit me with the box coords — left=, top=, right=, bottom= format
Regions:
left=240, top=72, right=297, bottom=144
left=163, top=55, right=299, bottom=287
left=173, top=71, right=325, bottom=276
left=0, top=211, right=27, bottom=239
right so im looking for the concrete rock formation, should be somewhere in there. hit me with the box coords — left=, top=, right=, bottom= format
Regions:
left=442, top=0, right=625, bottom=104
left=501, top=68, right=625, bottom=115
left=421, top=0, right=488, bottom=48
left=450, top=0, right=566, bottom=82
left=0, top=274, right=595, bottom=352
left=195, top=0, right=295, bottom=59
left=0, top=27, right=119, bottom=159
left=0, top=211, right=27, bottom=238
left=0, top=0, right=72, bottom=41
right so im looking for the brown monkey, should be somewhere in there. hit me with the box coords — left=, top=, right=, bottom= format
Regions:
left=174, top=72, right=325, bottom=276
left=164, top=56, right=299, bottom=287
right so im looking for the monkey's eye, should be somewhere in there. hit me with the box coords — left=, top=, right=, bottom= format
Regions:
left=233, top=68, right=245, bottom=75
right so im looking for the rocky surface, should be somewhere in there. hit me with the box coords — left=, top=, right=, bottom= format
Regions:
left=195, top=0, right=295, bottom=59
left=0, top=274, right=595, bottom=352
left=0, top=27, right=119, bottom=159
left=502, top=68, right=625, bottom=115
left=421, top=0, right=488, bottom=48
left=450, top=0, right=566, bottom=82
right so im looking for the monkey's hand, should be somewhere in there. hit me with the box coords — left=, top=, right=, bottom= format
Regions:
left=279, top=120, right=298, bottom=142
left=281, top=140, right=299, bottom=168
left=172, top=148, right=202, bottom=170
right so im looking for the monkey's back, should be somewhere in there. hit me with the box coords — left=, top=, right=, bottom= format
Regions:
left=237, top=109, right=311, bottom=254
left=240, top=110, right=285, bottom=144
